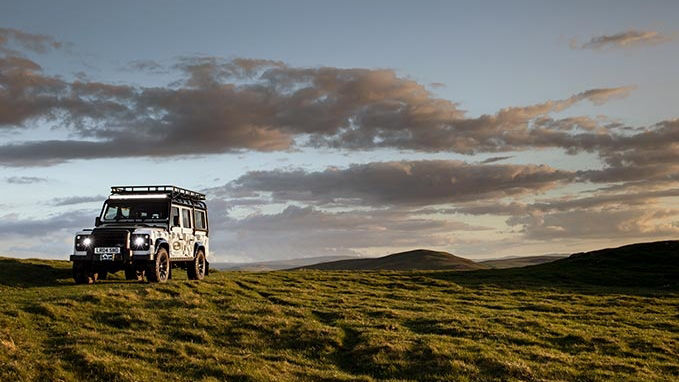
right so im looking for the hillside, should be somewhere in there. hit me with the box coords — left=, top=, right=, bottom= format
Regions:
left=479, top=254, right=568, bottom=269
left=535, top=240, right=679, bottom=287
left=0, top=241, right=678, bottom=381
left=296, top=249, right=488, bottom=271
left=213, top=255, right=357, bottom=271
left=440, top=240, right=679, bottom=289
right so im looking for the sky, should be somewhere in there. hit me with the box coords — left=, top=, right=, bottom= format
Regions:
left=0, top=0, right=678, bottom=262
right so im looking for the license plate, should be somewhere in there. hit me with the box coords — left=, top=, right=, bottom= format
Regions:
left=94, top=247, right=121, bottom=254
left=99, top=253, right=114, bottom=261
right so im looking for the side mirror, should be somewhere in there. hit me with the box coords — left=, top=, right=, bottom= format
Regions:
left=95, top=217, right=101, bottom=226
left=173, top=215, right=180, bottom=227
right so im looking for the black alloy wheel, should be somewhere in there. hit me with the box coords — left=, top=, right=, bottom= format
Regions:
left=187, top=249, right=206, bottom=280
left=147, top=247, right=170, bottom=283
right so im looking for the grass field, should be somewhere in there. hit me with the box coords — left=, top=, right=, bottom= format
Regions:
left=0, top=242, right=678, bottom=381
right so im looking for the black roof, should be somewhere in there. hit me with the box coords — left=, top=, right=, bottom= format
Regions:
left=110, top=185, right=207, bottom=209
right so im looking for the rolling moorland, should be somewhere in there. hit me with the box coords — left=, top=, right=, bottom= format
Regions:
left=214, top=256, right=357, bottom=271
left=0, top=241, right=678, bottom=381
left=214, top=252, right=566, bottom=271
left=477, top=255, right=569, bottom=269
left=296, top=250, right=488, bottom=271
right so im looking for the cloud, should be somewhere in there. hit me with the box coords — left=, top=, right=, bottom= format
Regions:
left=480, top=156, right=512, bottom=164
left=0, top=30, right=639, bottom=165
left=449, top=187, right=679, bottom=241
left=124, top=59, right=166, bottom=73
left=0, top=28, right=70, bottom=128
left=577, top=87, right=635, bottom=105
left=453, top=188, right=679, bottom=217
left=207, top=204, right=490, bottom=261
left=570, top=119, right=679, bottom=185
left=0, top=79, right=635, bottom=165
left=507, top=208, right=679, bottom=240
left=50, top=195, right=106, bottom=206
left=5, top=176, right=47, bottom=184
left=574, top=29, right=672, bottom=50
left=204, top=151, right=679, bottom=254
left=0, top=210, right=92, bottom=237
left=0, top=56, right=68, bottom=127
left=0, top=210, right=95, bottom=258
left=0, top=27, right=63, bottom=54
left=212, top=160, right=574, bottom=207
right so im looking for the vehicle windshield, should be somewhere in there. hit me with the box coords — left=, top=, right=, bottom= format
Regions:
left=101, top=200, right=169, bottom=221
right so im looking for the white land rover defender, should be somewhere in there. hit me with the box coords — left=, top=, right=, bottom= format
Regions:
left=70, top=185, right=210, bottom=283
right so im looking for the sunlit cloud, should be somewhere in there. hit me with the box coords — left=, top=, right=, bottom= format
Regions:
left=572, top=29, right=672, bottom=50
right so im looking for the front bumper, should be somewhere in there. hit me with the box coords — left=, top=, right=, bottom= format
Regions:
left=70, top=252, right=126, bottom=262
left=70, top=248, right=153, bottom=262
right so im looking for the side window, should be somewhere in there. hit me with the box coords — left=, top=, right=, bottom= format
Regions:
left=181, top=208, right=192, bottom=228
left=195, top=210, right=206, bottom=230
left=171, top=207, right=180, bottom=227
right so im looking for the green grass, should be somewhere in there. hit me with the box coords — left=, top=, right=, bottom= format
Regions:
left=0, top=249, right=677, bottom=381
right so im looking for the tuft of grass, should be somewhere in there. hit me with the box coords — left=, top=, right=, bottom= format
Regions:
left=0, top=249, right=677, bottom=381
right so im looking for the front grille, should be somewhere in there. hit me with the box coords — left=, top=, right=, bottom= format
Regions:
left=92, top=230, right=129, bottom=248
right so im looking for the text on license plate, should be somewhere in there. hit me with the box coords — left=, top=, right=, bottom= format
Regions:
left=94, top=247, right=121, bottom=254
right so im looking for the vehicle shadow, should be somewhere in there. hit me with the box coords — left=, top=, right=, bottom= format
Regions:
left=0, top=257, right=73, bottom=287
left=0, top=257, right=199, bottom=287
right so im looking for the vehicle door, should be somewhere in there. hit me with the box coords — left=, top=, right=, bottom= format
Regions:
left=180, top=207, right=195, bottom=258
left=170, top=206, right=185, bottom=257
left=194, top=208, right=209, bottom=254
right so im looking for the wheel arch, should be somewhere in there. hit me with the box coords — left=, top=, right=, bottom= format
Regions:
left=194, top=242, right=206, bottom=257
left=155, top=239, right=170, bottom=255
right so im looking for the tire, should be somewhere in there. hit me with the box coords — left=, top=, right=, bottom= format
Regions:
left=187, top=249, right=206, bottom=280
left=147, top=247, right=170, bottom=283
left=125, top=266, right=144, bottom=281
left=73, top=262, right=93, bottom=284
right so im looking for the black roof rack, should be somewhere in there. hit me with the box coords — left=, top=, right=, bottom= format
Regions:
left=110, top=185, right=206, bottom=201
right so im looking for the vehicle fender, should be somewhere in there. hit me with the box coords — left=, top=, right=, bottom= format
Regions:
left=155, top=238, right=170, bottom=254
left=194, top=242, right=206, bottom=256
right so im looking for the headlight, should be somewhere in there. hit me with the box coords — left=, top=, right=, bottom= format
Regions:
left=75, top=235, right=93, bottom=251
left=131, top=234, right=150, bottom=250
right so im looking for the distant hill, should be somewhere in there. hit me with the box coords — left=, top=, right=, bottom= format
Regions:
left=439, top=240, right=679, bottom=289
left=295, top=249, right=489, bottom=271
left=213, top=255, right=357, bottom=271
left=479, top=254, right=568, bottom=269
left=534, top=240, right=679, bottom=287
